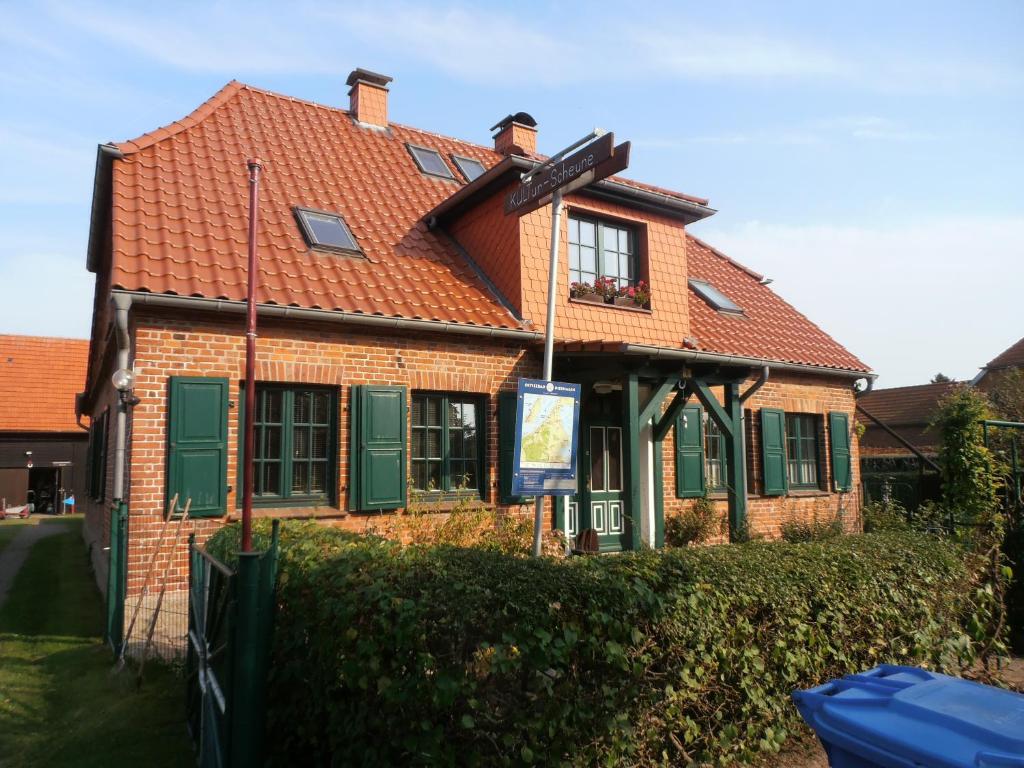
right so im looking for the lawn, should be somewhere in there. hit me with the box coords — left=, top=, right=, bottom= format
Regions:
left=0, top=517, right=41, bottom=558
left=0, top=517, right=193, bottom=767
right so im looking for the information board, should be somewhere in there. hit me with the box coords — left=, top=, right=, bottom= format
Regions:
left=511, top=378, right=582, bottom=496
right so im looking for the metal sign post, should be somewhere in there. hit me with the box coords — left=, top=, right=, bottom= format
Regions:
left=503, top=130, right=630, bottom=556
left=241, top=159, right=262, bottom=554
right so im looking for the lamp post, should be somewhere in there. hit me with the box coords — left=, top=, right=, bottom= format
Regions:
left=241, top=159, right=262, bottom=554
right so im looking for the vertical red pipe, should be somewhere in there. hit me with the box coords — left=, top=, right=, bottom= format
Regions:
left=242, top=158, right=262, bottom=553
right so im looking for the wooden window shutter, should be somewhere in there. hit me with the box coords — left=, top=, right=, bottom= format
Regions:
left=675, top=404, right=705, bottom=498
left=828, top=411, right=853, bottom=492
left=350, top=385, right=406, bottom=511
left=760, top=408, right=788, bottom=496
left=498, top=391, right=529, bottom=505
left=167, top=377, right=229, bottom=517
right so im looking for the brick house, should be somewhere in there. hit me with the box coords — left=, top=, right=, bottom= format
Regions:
left=0, top=334, right=89, bottom=514
left=77, top=69, right=871, bottom=635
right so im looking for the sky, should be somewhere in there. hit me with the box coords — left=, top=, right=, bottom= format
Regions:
left=1, top=0, right=1021, bottom=387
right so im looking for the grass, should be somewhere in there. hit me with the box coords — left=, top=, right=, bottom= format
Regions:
left=0, top=517, right=193, bottom=767
left=0, top=517, right=42, bottom=558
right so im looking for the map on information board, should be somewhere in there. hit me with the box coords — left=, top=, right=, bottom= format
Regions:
left=512, top=378, right=581, bottom=495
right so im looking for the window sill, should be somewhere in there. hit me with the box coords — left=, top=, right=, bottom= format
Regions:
left=786, top=489, right=829, bottom=498
left=226, top=505, right=345, bottom=521
left=569, top=298, right=652, bottom=314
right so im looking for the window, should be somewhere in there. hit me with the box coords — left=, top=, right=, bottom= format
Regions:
left=407, top=144, right=455, bottom=179
left=294, top=207, right=360, bottom=253
left=451, top=155, right=487, bottom=182
left=786, top=413, right=820, bottom=489
left=411, top=393, right=482, bottom=494
left=568, top=215, right=637, bottom=289
left=704, top=416, right=726, bottom=492
left=250, top=386, right=336, bottom=505
left=88, top=410, right=108, bottom=501
left=689, top=279, right=743, bottom=314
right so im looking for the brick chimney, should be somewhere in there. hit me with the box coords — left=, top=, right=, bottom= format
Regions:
left=347, top=68, right=393, bottom=128
left=490, top=112, right=538, bottom=156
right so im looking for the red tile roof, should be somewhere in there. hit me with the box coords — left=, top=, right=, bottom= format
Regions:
left=984, top=336, right=1024, bottom=372
left=109, top=81, right=525, bottom=329
left=0, top=335, right=89, bottom=433
left=102, top=80, right=867, bottom=374
left=856, top=381, right=961, bottom=425
left=684, top=236, right=870, bottom=373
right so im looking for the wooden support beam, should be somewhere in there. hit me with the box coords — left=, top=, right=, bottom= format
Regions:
left=690, top=379, right=733, bottom=438
left=723, top=381, right=748, bottom=540
left=623, top=373, right=642, bottom=551
left=653, top=387, right=691, bottom=442
left=639, top=375, right=680, bottom=427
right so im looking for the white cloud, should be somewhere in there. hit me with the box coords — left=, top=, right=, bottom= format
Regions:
left=695, top=215, right=1024, bottom=387
left=635, top=115, right=934, bottom=150
left=43, top=2, right=1019, bottom=91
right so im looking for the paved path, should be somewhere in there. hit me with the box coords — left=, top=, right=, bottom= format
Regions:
left=0, top=520, right=65, bottom=609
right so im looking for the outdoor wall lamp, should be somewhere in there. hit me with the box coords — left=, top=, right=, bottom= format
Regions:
left=112, top=368, right=140, bottom=406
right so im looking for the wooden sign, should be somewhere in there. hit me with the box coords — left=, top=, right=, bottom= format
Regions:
left=505, top=133, right=623, bottom=215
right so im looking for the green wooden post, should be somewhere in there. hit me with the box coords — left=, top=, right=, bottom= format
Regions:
left=723, top=382, right=747, bottom=539
left=105, top=501, right=127, bottom=655
left=624, top=373, right=642, bottom=550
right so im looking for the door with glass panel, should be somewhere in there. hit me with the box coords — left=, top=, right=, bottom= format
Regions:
left=582, top=421, right=628, bottom=552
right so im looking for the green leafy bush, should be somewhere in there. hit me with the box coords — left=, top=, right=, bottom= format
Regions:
left=665, top=496, right=721, bottom=546
left=779, top=513, right=843, bottom=543
left=208, top=523, right=981, bottom=767
left=862, top=500, right=910, bottom=533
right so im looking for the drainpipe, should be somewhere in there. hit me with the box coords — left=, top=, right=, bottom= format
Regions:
left=739, top=366, right=769, bottom=512
left=112, top=292, right=133, bottom=502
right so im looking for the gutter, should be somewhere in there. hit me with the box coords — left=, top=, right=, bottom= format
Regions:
left=112, top=290, right=542, bottom=343
left=112, top=293, right=132, bottom=502
left=618, top=342, right=875, bottom=381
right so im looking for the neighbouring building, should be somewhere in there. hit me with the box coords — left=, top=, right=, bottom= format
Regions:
left=974, top=336, right=1024, bottom=391
left=78, top=69, right=872, bottom=648
left=0, top=334, right=90, bottom=514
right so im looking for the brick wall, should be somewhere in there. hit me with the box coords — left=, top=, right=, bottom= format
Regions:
left=661, top=371, right=862, bottom=542
left=122, top=310, right=541, bottom=596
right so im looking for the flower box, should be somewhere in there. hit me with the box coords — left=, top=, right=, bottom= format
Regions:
left=613, top=296, right=635, bottom=307
left=575, top=293, right=606, bottom=304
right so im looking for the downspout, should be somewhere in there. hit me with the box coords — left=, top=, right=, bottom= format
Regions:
left=739, top=366, right=769, bottom=514
left=112, top=292, right=132, bottom=502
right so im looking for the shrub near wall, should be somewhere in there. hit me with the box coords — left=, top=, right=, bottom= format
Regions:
left=208, top=523, right=977, bottom=767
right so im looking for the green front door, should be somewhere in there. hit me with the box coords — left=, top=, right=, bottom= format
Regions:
left=564, top=396, right=629, bottom=552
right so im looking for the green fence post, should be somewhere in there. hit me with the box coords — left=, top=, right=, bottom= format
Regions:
left=228, top=520, right=279, bottom=768
left=106, top=502, right=128, bottom=655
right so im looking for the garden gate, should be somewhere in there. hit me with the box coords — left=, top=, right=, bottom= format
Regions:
left=186, top=521, right=279, bottom=768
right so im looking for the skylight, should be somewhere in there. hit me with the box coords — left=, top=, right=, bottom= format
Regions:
left=451, top=155, right=486, bottom=182
left=689, top=279, right=742, bottom=314
left=294, top=207, right=360, bottom=253
left=407, top=144, right=455, bottom=179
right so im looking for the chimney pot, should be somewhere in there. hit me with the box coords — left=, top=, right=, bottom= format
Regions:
left=491, top=112, right=538, bottom=156
left=347, top=68, right=393, bottom=128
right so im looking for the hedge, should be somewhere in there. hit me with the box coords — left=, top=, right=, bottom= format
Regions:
left=207, top=523, right=978, bottom=767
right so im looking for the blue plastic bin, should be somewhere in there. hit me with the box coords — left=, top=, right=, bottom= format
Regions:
left=793, top=665, right=1024, bottom=768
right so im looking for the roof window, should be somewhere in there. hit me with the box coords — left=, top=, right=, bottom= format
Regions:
left=689, top=279, right=742, bottom=314
left=294, top=207, right=360, bottom=254
left=451, top=155, right=486, bottom=182
left=407, top=144, right=455, bottom=179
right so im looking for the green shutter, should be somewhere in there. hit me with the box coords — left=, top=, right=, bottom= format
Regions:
left=760, top=408, right=788, bottom=496
left=350, top=385, right=406, bottom=511
left=167, top=377, right=228, bottom=517
left=675, top=405, right=705, bottom=498
left=498, top=391, right=530, bottom=505
left=829, top=411, right=852, bottom=492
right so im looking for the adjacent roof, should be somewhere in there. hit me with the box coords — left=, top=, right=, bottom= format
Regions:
left=982, top=336, right=1024, bottom=373
left=857, top=381, right=960, bottom=425
left=0, top=335, right=89, bottom=433
left=105, top=81, right=526, bottom=330
left=684, top=236, right=870, bottom=373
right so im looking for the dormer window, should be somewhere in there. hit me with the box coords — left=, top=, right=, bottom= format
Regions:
left=294, top=207, right=361, bottom=254
left=689, top=279, right=742, bottom=314
left=407, top=144, right=455, bottom=179
left=451, top=155, right=486, bottom=182
left=568, top=215, right=636, bottom=288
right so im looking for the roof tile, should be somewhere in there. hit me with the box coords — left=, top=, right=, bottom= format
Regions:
left=0, top=335, right=89, bottom=433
